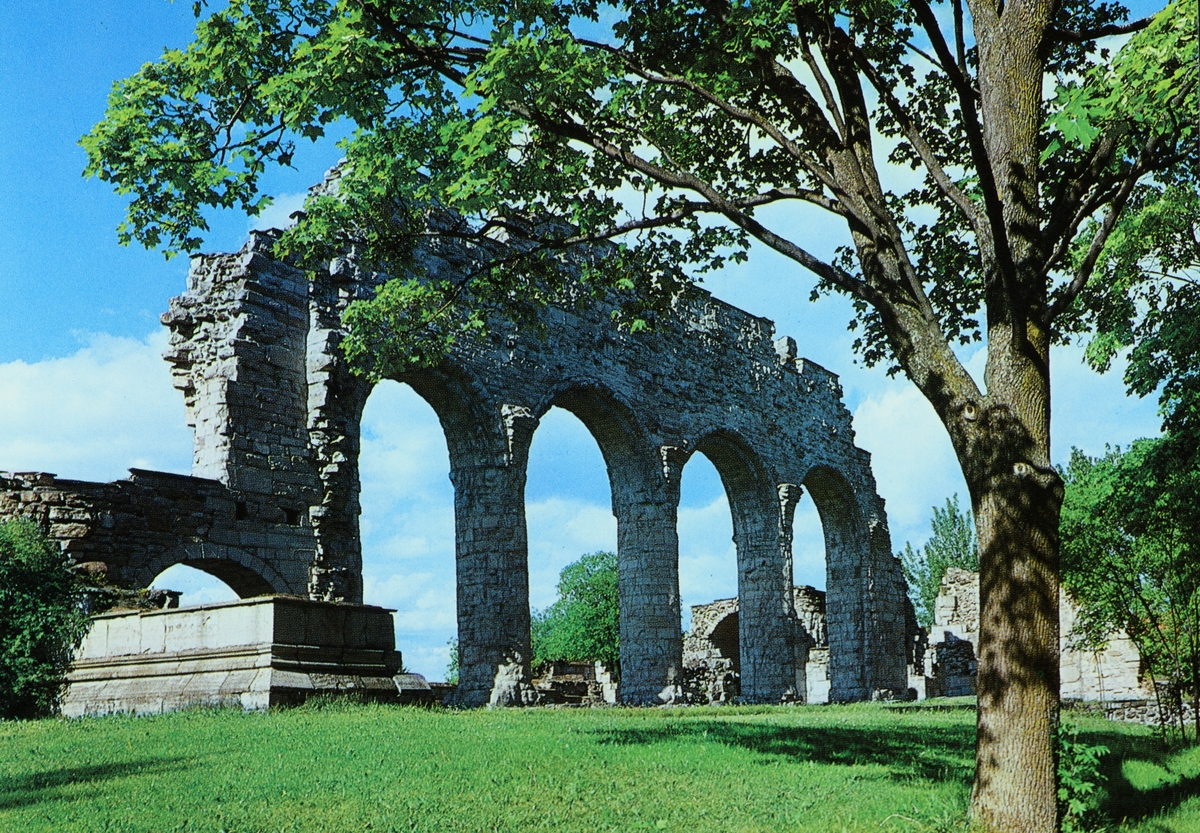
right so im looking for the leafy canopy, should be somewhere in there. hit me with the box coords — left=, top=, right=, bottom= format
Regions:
left=531, top=551, right=620, bottom=677
left=0, top=521, right=92, bottom=720
left=82, top=0, right=1198, bottom=380
left=899, top=494, right=978, bottom=629
left=1060, top=443, right=1200, bottom=741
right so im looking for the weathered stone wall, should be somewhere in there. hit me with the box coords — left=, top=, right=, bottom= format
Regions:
left=0, top=469, right=311, bottom=596
left=926, top=569, right=1152, bottom=702
left=3, top=217, right=909, bottom=708
left=684, top=586, right=834, bottom=704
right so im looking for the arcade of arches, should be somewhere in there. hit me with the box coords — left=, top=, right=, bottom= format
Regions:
left=0, top=229, right=910, bottom=706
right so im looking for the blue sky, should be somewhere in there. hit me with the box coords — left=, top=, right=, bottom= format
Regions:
left=0, top=1, right=1166, bottom=677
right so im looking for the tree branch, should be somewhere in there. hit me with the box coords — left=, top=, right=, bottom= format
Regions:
left=846, top=39, right=985, bottom=235
left=514, top=103, right=879, bottom=303
left=1050, top=18, right=1154, bottom=44
left=1048, top=138, right=1166, bottom=319
left=579, top=41, right=841, bottom=196
left=910, top=0, right=1016, bottom=305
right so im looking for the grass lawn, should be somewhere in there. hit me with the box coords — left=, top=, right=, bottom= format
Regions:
left=1, top=701, right=1197, bottom=832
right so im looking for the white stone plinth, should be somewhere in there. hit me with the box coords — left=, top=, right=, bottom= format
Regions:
left=63, top=596, right=402, bottom=716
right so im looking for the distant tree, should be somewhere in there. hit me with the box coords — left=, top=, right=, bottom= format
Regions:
left=531, top=551, right=619, bottom=678
left=0, top=520, right=91, bottom=720
left=899, top=495, right=979, bottom=629
left=445, top=637, right=459, bottom=685
left=1060, top=444, right=1200, bottom=743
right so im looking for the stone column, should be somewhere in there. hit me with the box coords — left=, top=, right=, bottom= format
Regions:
left=613, top=444, right=685, bottom=704
left=449, top=406, right=538, bottom=707
left=615, top=493, right=684, bottom=704
left=733, top=484, right=798, bottom=703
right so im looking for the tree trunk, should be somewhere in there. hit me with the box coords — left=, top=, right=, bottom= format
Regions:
left=958, top=335, right=1062, bottom=833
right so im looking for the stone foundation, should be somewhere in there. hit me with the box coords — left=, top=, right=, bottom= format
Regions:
left=62, top=597, right=402, bottom=716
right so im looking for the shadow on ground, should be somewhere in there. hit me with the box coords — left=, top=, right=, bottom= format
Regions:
left=0, top=756, right=193, bottom=811
left=591, top=719, right=976, bottom=784
left=1080, top=725, right=1200, bottom=825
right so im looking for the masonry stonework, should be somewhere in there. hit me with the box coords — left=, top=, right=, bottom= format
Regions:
left=2, top=225, right=909, bottom=707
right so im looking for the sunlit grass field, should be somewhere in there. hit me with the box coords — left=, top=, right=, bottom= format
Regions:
left=1, top=701, right=1196, bottom=832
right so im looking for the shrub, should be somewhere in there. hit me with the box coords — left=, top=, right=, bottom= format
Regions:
left=531, top=551, right=619, bottom=678
left=1057, top=721, right=1109, bottom=833
left=0, top=520, right=91, bottom=719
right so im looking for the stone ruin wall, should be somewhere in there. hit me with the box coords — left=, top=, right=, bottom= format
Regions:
left=684, top=586, right=832, bottom=704
left=927, top=568, right=1151, bottom=703
left=2, top=227, right=912, bottom=707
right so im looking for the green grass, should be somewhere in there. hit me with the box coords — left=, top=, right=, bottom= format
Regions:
left=0, top=702, right=1196, bottom=832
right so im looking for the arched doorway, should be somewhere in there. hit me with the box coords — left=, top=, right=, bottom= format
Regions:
left=679, top=431, right=796, bottom=702
left=524, top=406, right=617, bottom=671
left=358, top=380, right=456, bottom=680
left=803, top=464, right=869, bottom=702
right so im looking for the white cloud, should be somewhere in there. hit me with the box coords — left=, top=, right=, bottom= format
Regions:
left=0, top=330, right=192, bottom=482
left=526, top=496, right=617, bottom=609
left=852, top=378, right=968, bottom=553
left=248, top=191, right=308, bottom=232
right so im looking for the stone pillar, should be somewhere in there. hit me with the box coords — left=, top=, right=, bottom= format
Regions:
left=733, top=485, right=798, bottom=703
left=615, top=488, right=684, bottom=705
left=808, top=469, right=868, bottom=703
left=449, top=406, right=538, bottom=707
left=305, top=267, right=372, bottom=603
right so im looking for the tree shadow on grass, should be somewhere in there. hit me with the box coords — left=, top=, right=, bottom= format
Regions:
left=590, top=719, right=975, bottom=785
left=1078, top=725, right=1200, bottom=824
left=0, top=756, right=193, bottom=811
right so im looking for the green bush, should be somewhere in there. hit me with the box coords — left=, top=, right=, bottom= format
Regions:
left=1058, top=721, right=1110, bottom=833
left=531, top=551, right=619, bottom=678
left=0, top=520, right=91, bottom=720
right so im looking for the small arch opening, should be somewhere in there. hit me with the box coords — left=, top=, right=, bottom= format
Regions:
left=149, top=564, right=239, bottom=607
left=525, top=405, right=618, bottom=674
left=677, top=451, right=736, bottom=632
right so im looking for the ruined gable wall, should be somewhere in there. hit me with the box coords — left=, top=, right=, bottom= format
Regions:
left=929, top=569, right=1151, bottom=701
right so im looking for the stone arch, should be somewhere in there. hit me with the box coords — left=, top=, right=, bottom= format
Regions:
left=536, top=382, right=660, bottom=507
left=399, top=363, right=509, bottom=469
left=688, top=430, right=795, bottom=702
left=133, top=543, right=285, bottom=599
left=802, top=463, right=870, bottom=702
left=706, top=608, right=741, bottom=674
left=534, top=382, right=682, bottom=704
left=380, top=364, right=536, bottom=706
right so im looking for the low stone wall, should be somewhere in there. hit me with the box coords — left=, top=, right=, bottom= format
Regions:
left=0, top=469, right=314, bottom=597
left=530, top=661, right=617, bottom=705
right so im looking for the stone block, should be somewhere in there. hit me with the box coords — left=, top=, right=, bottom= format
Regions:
left=62, top=597, right=402, bottom=716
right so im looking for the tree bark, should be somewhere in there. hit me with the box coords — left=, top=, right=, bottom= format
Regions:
left=958, top=326, right=1062, bottom=833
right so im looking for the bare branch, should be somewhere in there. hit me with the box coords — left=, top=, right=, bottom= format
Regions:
left=1051, top=18, right=1154, bottom=44
left=798, top=31, right=846, bottom=141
